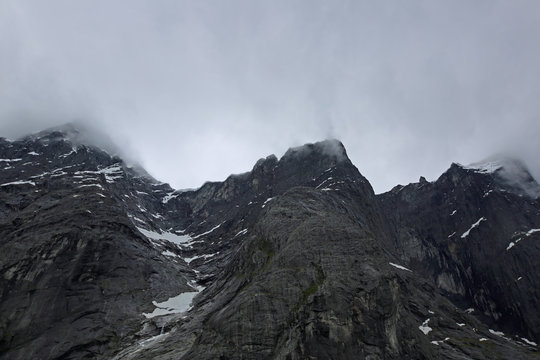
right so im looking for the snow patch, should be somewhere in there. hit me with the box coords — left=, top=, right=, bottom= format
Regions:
left=162, top=250, right=179, bottom=258
left=261, top=197, right=273, bottom=208
left=139, top=333, right=168, bottom=347
left=191, top=222, right=223, bottom=239
left=489, top=329, right=505, bottom=337
left=419, top=319, right=432, bottom=335
left=234, top=229, right=248, bottom=238
left=521, top=338, right=537, bottom=346
left=184, top=252, right=218, bottom=264
left=59, top=149, right=77, bottom=158
left=465, top=161, right=503, bottom=174
left=456, top=323, right=466, bottom=327
left=431, top=337, right=450, bottom=346
left=461, top=217, right=486, bottom=238
left=142, top=284, right=204, bottom=318
left=450, top=210, right=457, bottom=216
left=316, top=177, right=333, bottom=189
left=97, top=164, right=123, bottom=183
left=1, top=180, right=36, bottom=186
left=78, top=184, right=105, bottom=190
left=137, top=227, right=192, bottom=246
left=506, top=242, right=515, bottom=250
left=162, top=191, right=179, bottom=204
left=389, top=262, right=412, bottom=272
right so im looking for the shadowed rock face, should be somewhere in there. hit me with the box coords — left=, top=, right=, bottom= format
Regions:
left=378, top=162, right=540, bottom=342
left=1, top=127, right=540, bottom=359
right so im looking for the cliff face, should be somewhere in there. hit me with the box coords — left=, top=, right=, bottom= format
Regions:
left=378, top=161, right=540, bottom=342
left=1, top=126, right=539, bottom=359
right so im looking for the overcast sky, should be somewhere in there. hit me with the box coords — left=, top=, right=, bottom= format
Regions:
left=1, top=0, right=539, bottom=193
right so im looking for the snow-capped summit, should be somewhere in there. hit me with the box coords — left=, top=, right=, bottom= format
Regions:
left=464, top=155, right=540, bottom=198
left=21, top=122, right=124, bottom=157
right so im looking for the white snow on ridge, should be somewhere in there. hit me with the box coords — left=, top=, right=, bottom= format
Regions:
left=234, top=229, right=248, bottom=238
left=162, top=191, right=179, bottom=204
left=450, top=210, right=457, bottom=216
left=261, top=197, right=273, bottom=208
left=466, top=157, right=540, bottom=198
left=73, top=165, right=123, bottom=183
left=184, top=252, right=218, bottom=264
left=78, top=184, right=105, bottom=190
left=97, top=165, right=123, bottom=183
left=0, top=180, right=36, bottom=186
left=431, top=337, right=450, bottom=346
left=316, top=177, right=333, bottom=189
left=191, top=222, right=223, bottom=239
left=465, top=160, right=503, bottom=174
left=526, top=229, right=540, bottom=236
left=506, top=229, right=539, bottom=250
left=389, top=262, right=412, bottom=272
left=28, top=151, right=40, bottom=156
left=137, top=227, right=192, bottom=246
left=489, top=329, right=505, bottom=337
left=521, top=338, right=538, bottom=346
left=0, top=158, right=22, bottom=162
left=162, top=250, right=179, bottom=258
left=59, top=149, right=76, bottom=158
left=461, top=217, right=486, bottom=238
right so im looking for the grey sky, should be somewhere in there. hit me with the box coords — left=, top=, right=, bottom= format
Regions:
left=1, top=0, right=539, bottom=193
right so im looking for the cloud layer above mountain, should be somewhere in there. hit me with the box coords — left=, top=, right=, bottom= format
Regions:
left=1, top=0, right=540, bottom=192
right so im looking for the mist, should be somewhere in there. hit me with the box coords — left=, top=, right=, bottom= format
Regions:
left=1, top=0, right=540, bottom=193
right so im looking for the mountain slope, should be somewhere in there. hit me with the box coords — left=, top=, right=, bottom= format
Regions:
left=1, top=125, right=539, bottom=359
left=378, top=160, right=540, bottom=344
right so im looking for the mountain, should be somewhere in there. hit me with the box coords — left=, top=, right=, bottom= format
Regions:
left=1, top=125, right=539, bottom=359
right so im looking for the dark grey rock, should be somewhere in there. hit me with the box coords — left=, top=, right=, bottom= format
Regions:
left=1, top=126, right=539, bottom=359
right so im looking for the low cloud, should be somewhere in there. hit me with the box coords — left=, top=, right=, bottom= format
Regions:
left=1, top=1, right=539, bottom=192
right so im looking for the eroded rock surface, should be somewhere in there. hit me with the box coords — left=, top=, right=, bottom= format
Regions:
left=1, top=126, right=539, bottom=359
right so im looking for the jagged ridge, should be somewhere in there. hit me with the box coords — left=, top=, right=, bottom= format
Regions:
left=1, top=125, right=539, bottom=359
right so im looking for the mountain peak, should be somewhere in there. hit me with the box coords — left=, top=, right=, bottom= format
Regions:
left=464, top=155, right=528, bottom=174
left=19, top=122, right=140, bottom=164
left=281, top=139, right=349, bottom=162
left=458, top=155, right=540, bottom=198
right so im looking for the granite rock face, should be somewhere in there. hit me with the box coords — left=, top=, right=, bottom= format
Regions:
left=379, top=160, right=540, bottom=343
left=1, top=125, right=539, bottom=359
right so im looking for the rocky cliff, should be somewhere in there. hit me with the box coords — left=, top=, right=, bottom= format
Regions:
left=1, top=125, right=539, bottom=359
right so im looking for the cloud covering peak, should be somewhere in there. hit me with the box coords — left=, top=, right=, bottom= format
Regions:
left=1, top=1, right=540, bottom=193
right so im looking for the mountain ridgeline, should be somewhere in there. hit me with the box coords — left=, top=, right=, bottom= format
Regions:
left=1, top=125, right=539, bottom=359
